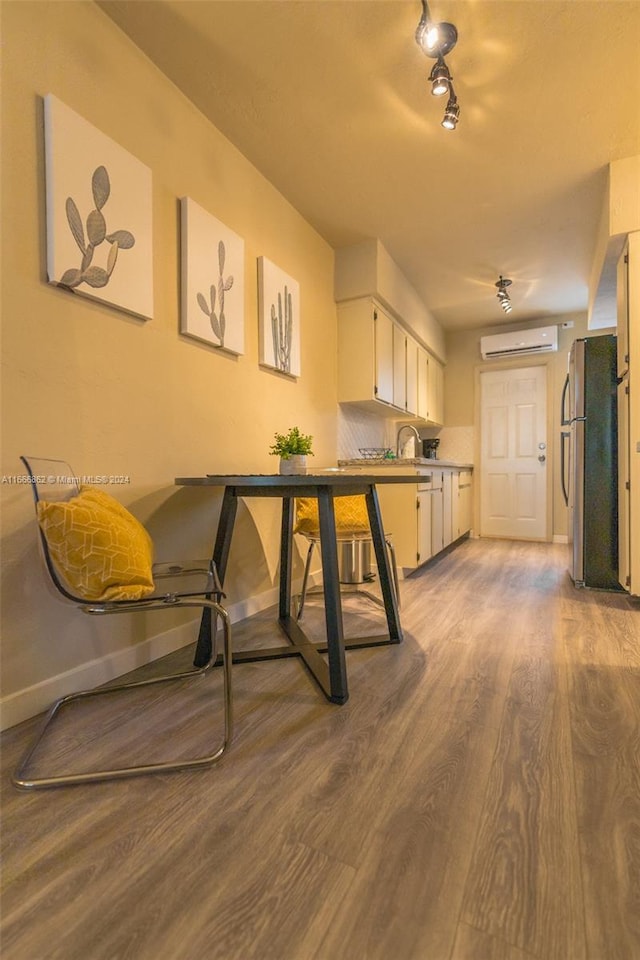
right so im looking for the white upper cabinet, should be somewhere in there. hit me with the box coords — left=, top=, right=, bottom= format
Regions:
left=337, top=297, right=393, bottom=409
left=427, top=354, right=444, bottom=426
left=375, top=305, right=394, bottom=405
left=406, top=338, right=419, bottom=417
left=337, top=296, right=444, bottom=423
left=417, top=347, right=429, bottom=421
left=393, top=323, right=407, bottom=411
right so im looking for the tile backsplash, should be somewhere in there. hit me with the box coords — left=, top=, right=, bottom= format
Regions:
left=431, top=426, right=474, bottom=464
left=337, top=407, right=475, bottom=465
left=337, top=407, right=394, bottom=459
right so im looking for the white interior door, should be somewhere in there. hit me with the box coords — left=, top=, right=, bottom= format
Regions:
left=480, top=365, right=548, bottom=540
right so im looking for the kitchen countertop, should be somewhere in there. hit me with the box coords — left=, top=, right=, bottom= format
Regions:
left=337, top=458, right=474, bottom=470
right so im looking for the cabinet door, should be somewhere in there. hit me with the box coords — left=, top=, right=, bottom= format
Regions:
left=442, top=470, right=453, bottom=547
left=457, top=471, right=473, bottom=536
left=376, top=482, right=418, bottom=573
left=427, top=357, right=444, bottom=426
left=417, top=491, right=433, bottom=564
left=617, top=244, right=631, bottom=591
left=617, top=242, right=630, bottom=376
left=406, top=338, right=419, bottom=416
left=450, top=472, right=460, bottom=541
left=459, top=481, right=472, bottom=536
left=393, top=324, right=407, bottom=411
left=619, top=232, right=639, bottom=596
left=417, top=348, right=429, bottom=420
left=430, top=491, right=443, bottom=555
left=375, top=307, right=394, bottom=405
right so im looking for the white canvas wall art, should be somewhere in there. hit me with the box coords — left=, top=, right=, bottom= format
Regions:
left=180, top=198, right=245, bottom=355
left=44, top=94, right=153, bottom=320
left=258, top=257, right=300, bottom=377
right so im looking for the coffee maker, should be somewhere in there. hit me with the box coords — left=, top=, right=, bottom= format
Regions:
left=422, top=438, right=440, bottom=459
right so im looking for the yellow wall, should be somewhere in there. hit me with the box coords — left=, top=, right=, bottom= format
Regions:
left=0, top=1, right=338, bottom=725
left=443, top=314, right=616, bottom=540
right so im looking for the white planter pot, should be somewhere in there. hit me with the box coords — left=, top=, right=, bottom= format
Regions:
left=279, top=455, right=307, bottom=475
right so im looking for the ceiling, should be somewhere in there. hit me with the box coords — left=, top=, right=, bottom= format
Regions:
left=99, top=0, right=640, bottom=331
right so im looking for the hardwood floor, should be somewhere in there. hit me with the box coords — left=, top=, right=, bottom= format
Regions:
left=1, top=539, right=639, bottom=960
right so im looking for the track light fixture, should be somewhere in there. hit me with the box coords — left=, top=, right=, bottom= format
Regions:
left=415, top=0, right=458, bottom=57
left=430, top=58, right=451, bottom=97
left=415, top=1, right=461, bottom=129
left=495, top=276, right=513, bottom=314
left=441, top=94, right=460, bottom=129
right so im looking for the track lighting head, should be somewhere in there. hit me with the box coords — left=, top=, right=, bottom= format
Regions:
left=430, top=58, right=451, bottom=97
left=441, top=95, right=460, bottom=129
left=414, top=1, right=461, bottom=130
left=415, top=1, right=458, bottom=57
left=495, top=276, right=513, bottom=313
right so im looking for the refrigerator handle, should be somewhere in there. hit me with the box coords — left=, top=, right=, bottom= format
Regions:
left=560, top=430, right=570, bottom=506
left=561, top=373, right=570, bottom=425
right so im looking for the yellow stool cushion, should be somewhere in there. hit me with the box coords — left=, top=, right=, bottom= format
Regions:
left=294, top=495, right=370, bottom=537
left=37, top=486, right=155, bottom=602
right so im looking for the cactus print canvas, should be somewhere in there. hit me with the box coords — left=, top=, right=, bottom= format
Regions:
left=180, top=198, right=245, bottom=355
left=258, top=257, right=300, bottom=377
left=44, top=95, right=153, bottom=320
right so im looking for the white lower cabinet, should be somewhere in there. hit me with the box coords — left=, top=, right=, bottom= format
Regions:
left=375, top=479, right=426, bottom=572
left=450, top=471, right=459, bottom=546
left=377, top=467, right=473, bottom=576
left=417, top=482, right=433, bottom=566
left=429, top=469, right=444, bottom=556
left=442, top=470, right=453, bottom=548
left=456, top=471, right=473, bottom=539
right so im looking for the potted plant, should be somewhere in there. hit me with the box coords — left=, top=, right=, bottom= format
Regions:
left=269, top=426, right=314, bottom=475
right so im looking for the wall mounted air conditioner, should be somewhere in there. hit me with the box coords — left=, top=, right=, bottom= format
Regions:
left=480, top=325, right=558, bottom=360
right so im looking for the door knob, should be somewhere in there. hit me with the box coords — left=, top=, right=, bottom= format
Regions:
left=538, top=454, right=546, bottom=463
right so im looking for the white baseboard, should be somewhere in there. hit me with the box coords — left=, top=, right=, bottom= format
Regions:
left=0, top=580, right=311, bottom=732
left=553, top=535, right=569, bottom=544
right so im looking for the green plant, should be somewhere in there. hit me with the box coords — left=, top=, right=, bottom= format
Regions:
left=269, top=426, right=314, bottom=460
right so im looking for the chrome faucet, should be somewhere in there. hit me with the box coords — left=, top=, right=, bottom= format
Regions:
left=396, top=424, right=421, bottom=459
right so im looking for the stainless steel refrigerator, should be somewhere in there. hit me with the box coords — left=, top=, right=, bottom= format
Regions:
left=561, top=335, right=620, bottom=589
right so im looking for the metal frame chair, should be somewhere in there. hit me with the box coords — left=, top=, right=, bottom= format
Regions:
left=13, top=456, right=233, bottom=790
left=294, top=497, right=400, bottom=620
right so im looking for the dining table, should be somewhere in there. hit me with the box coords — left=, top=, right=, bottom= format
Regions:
left=174, top=472, right=423, bottom=704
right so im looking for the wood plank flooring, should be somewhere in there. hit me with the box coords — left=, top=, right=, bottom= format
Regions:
left=1, top=539, right=639, bottom=960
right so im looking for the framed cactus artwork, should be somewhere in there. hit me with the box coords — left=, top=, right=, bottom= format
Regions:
left=258, top=257, right=301, bottom=377
left=43, top=94, right=153, bottom=320
left=180, top=197, right=245, bottom=355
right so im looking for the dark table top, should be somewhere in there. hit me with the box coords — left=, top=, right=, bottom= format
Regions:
left=175, top=473, right=426, bottom=489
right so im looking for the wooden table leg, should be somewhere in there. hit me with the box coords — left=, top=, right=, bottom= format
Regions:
left=366, top=484, right=403, bottom=643
left=194, top=487, right=238, bottom=667
left=279, top=497, right=294, bottom=619
left=316, top=486, right=348, bottom=702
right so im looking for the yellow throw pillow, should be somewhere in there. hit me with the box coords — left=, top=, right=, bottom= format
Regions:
left=294, top=495, right=371, bottom=536
left=37, top=486, right=155, bottom=602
